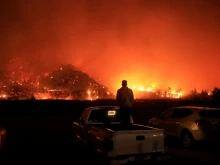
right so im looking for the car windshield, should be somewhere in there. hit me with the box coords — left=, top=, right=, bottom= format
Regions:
left=88, top=108, right=121, bottom=123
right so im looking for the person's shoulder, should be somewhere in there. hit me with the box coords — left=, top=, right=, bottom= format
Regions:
left=127, top=87, right=132, bottom=90
left=128, top=87, right=133, bottom=92
left=117, top=88, right=122, bottom=92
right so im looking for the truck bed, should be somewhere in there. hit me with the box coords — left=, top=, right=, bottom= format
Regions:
left=91, top=123, right=155, bottom=132
left=89, top=123, right=165, bottom=157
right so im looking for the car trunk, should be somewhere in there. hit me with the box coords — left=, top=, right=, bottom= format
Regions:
left=199, top=110, right=220, bottom=125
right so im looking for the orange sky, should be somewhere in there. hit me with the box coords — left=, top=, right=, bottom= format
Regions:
left=1, top=0, right=220, bottom=93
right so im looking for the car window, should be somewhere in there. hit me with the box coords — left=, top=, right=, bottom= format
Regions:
left=172, top=108, right=193, bottom=118
left=88, top=109, right=120, bottom=123
left=159, top=109, right=174, bottom=119
left=198, top=110, right=220, bottom=119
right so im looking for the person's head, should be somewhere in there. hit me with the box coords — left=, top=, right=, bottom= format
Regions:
left=122, top=80, right=127, bottom=87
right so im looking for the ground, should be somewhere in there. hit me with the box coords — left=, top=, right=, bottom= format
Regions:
left=0, top=99, right=220, bottom=164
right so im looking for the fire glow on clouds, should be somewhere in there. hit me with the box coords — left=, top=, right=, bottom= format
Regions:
left=0, top=0, right=220, bottom=94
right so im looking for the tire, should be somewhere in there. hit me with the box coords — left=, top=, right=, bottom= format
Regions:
left=84, top=142, right=96, bottom=162
left=180, top=130, right=194, bottom=149
left=85, top=142, right=109, bottom=164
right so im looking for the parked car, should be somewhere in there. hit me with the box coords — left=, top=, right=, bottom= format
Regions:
left=149, top=106, right=220, bottom=148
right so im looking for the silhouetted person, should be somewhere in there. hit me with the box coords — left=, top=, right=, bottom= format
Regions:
left=116, top=80, right=134, bottom=125
left=31, top=94, right=36, bottom=100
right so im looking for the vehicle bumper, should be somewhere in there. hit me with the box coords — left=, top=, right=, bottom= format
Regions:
left=97, top=150, right=169, bottom=164
left=191, top=128, right=220, bottom=142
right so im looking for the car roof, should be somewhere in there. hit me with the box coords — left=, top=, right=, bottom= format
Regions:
left=173, top=106, right=220, bottom=111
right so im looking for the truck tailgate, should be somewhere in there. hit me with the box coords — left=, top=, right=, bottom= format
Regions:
left=113, top=129, right=164, bottom=156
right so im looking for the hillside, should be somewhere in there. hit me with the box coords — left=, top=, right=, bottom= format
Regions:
left=0, top=62, right=114, bottom=100
left=39, top=64, right=114, bottom=100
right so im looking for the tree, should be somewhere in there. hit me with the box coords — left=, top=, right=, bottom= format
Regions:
left=186, top=88, right=198, bottom=100
left=200, top=90, right=209, bottom=100
left=211, top=87, right=220, bottom=100
left=191, top=88, right=198, bottom=96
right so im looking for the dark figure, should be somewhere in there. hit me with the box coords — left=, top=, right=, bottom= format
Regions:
left=116, top=80, right=134, bottom=125
left=31, top=94, right=36, bottom=100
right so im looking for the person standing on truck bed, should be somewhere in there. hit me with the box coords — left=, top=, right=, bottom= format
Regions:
left=116, top=80, right=134, bottom=125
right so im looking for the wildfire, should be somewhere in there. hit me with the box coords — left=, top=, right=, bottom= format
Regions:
left=166, top=90, right=182, bottom=98
left=34, top=93, right=52, bottom=100
left=131, top=85, right=183, bottom=99
left=0, top=94, right=7, bottom=99
left=86, top=90, right=110, bottom=101
left=0, top=57, right=184, bottom=100
left=133, top=86, right=154, bottom=92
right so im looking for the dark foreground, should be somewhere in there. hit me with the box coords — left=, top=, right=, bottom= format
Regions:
left=1, top=135, right=214, bottom=165
left=0, top=99, right=220, bottom=164
left=1, top=133, right=218, bottom=165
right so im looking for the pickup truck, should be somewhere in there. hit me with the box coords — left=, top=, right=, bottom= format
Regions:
left=72, top=106, right=166, bottom=164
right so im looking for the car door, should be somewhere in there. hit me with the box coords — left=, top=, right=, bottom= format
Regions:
left=76, top=108, right=90, bottom=142
left=167, top=108, right=193, bottom=135
left=155, top=108, right=175, bottom=134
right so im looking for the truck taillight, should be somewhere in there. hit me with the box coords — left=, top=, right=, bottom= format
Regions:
left=102, top=139, right=114, bottom=151
left=195, top=119, right=211, bottom=127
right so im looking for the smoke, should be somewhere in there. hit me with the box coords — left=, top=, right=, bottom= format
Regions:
left=1, top=0, right=220, bottom=92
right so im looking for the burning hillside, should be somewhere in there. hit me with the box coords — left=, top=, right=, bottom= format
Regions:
left=36, top=64, right=114, bottom=100
left=0, top=58, right=114, bottom=100
left=0, top=58, right=184, bottom=100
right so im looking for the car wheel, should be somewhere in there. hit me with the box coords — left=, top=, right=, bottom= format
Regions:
left=85, top=142, right=96, bottom=161
left=181, top=131, right=194, bottom=148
